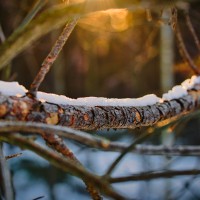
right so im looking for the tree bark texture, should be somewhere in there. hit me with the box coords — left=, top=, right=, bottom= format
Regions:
left=0, top=85, right=200, bottom=130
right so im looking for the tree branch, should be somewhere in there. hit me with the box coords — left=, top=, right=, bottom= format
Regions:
left=27, top=18, right=78, bottom=98
left=1, top=121, right=200, bottom=156
left=108, top=169, right=200, bottom=183
left=0, top=143, right=14, bottom=200
left=107, top=144, right=200, bottom=156
left=1, top=134, right=126, bottom=200
left=104, top=131, right=151, bottom=177
left=42, top=132, right=102, bottom=200
left=0, top=83, right=200, bottom=130
left=175, top=23, right=200, bottom=74
left=185, top=11, right=200, bottom=53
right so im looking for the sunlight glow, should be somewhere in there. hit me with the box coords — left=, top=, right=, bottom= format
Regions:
left=62, top=0, right=85, bottom=3
left=109, top=9, right=130, bottom=31
left=79, top=9, right=132, bottom=32
left=61, top=0, right=132, bottom=32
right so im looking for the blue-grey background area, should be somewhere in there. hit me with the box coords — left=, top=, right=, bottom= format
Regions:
left=3, top=129, right=200, bottom=200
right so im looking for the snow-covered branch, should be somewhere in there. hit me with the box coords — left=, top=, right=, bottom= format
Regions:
left=0, top=76, right=200, bottom=130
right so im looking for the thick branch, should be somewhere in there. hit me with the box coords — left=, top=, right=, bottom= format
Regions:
left=0, top=85, right=200, bottom=130
left=1, top=121, right=200, bottom=156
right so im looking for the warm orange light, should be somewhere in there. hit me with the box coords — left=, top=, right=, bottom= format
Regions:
left=79, top=9, right=132, bottom=32
left=62, top=0, right=85, bottom=3
left=109, top=9, right=130, bottom=31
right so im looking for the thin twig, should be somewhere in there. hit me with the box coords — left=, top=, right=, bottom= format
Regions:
left=0, top=143, right=14, bottom=200
left=5, top=152, right=22, bottom=160
left=104, top=131, right=151, bottom=177
left=176, top=23, right=200, bottom=74
left=16, top=0, right=48, bottom=33
left=32, top=196, right=45, bottom=200
left=108, top=169, right=200, bottom=183
left=113, top=144, right=200, bottom=156
left=1, top=134, right=126, bottom=200
left=185, top=11, right=200, bottom=53
left=175, top=23, right=200, bottom=75
left=169, top=7, right=177, bottom=30
left=27, top=17, right=78, bottom=98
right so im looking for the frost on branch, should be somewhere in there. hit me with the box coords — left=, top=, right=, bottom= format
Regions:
left=0, top=75, right=200, bottom=130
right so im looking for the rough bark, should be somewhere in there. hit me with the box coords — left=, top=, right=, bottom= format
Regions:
left=0, top=85, right=200, bottom=130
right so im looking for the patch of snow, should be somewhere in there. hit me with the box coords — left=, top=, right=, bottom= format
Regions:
left=38, top=93, right=160, bottom=107
left=181, top=75, right=200, bottom=90
left=37, top=92, right=73, bottom=105
left=162, top=85, right=187, bottom=101
left=1, top=75, right=200, bottom=107
left=162, top=75, right=200, bottom=101
left=0, top=81, right=27, bottom=97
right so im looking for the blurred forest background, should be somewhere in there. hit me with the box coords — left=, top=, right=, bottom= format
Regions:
left=1, top=0, right=200, bottom=200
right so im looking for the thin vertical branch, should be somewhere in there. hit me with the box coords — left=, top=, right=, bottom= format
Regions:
left=185, top=11, right=200, bottom=53
left=27, top=17, right=78, bottom=98
left=0, top=143, right=14, bottom=200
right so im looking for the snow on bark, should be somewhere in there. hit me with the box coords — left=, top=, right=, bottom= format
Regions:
left=0, top=76, right=200, bottom=130
left=0, top=75, right=200, bottom=107
left=0, top=85, right=199, bottom=130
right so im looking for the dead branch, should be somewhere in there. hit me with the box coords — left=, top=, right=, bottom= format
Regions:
left=28, top=18, right=78, bottom=98
left=42, top=133, right=102, bottom=200
left=5, top=152, right=22, bottom=160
